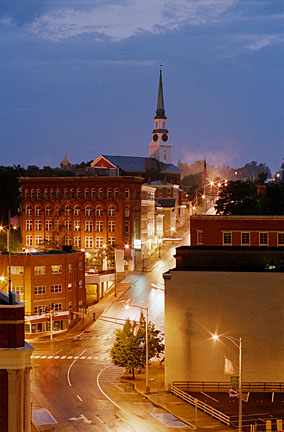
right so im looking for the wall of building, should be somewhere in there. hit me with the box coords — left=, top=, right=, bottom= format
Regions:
left=20, top=176, right=143, bottom=252
left=0, top=251, right=85, bottom=334
left=190, top=215, right=284, bottom=247
left=165, top=268, right=284, bottom=388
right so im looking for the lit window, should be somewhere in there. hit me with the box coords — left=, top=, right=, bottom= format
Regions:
left=277, top=233, right=284, bottom=246
left=35, top=235, right=42, bottom=246
left=45, top=220, right=52, bottom=231
left=74, top=221, right=81, bottom=231
left=34, top=305, right=45, bottom=315
left=65, top=236, right=72, bottom=246
left=109, top=237, right=115, bottom=247
left=26, top=235, right=32, bottom=246
left=124, top=188, right=130, bottom=199
left=45, top=205, right=52, bottom=216
left=259, top=232, right=268, bottom=246
left=35, top=205, right=41, bottom=216
left=13, top=286, right=24, bottom=295
left=223, top=232, right=232, bottom=246
left=34, top=266, right=46, bottom=275
left=65, top=206, right=71, bottom=217
left=65, top=220, right=72, bottom=231
left=79, top=280, right=83, bottom=289
left=241, top=232, right=250, bottom=246
left=11, top=266, right=24, bottom=275
left=197, top=230, right=203, bottom=245
left=51, top=265, right=62, bottom=274
left=68, top=283, right=72, bottom=291
left=35, top=220, right=41, bottom=231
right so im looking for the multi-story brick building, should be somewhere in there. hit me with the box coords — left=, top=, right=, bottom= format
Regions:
left=0, top=291, right=33, bottom=432
left=0, top=250, right=85, bottom=334
left=20, top=176, right=143, bottom=253
left=190, top=215, right=284, bottom=247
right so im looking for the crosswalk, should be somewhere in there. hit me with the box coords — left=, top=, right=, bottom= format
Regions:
left=31, top=354, right=112, bottom=361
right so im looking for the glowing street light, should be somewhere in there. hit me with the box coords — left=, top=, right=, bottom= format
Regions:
left=212, top=334, right=242, bottom=432
left=124, top=303, right=150, bottom=393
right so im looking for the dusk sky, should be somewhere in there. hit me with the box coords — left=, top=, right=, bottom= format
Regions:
left=1, top=0, right=283, bottom=173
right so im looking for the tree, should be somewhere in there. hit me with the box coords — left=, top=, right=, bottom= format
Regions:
left=215, top=180, right=260, bottom=215
left=261, top=182, right=284, bottom=215
left=111, top=313, right=164, bottom=379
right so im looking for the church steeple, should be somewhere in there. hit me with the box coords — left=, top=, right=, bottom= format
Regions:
left=149, top=69, right=172, bottom=164
left=155, top=70, right=167, bottom=119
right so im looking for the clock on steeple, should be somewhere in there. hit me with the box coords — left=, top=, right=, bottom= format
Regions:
left=149, top=69, right=172, bottom=164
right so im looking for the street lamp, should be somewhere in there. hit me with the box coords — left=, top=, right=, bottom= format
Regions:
left=212, top=334, right=242, bottom=432
left=0, top=211, right=16, bottom=302
left=125, top=303, right=150, bottom=393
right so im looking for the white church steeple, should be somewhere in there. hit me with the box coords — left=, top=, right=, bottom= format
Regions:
left=149, top=70, right=172, bottom=164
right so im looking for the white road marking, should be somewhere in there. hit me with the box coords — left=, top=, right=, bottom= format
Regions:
left=67, top=349, right=87, bottom=387
left=60, top=356, right=66, bottom=359
left=67, top=356, right=73, bottom=359
left=77, top=394, right=83, bottom=402
left=40, top=356, right=47, bottom=359
left=69, top=414, right=91, bottom=424
left=80, top=356, right=86, bottom=359
left=87, top=356, right=92, bottom=359
left=54, top=356, right=60, bottom=359
left=47, top=356, right=53, bottom=359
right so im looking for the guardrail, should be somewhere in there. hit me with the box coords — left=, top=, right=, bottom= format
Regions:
left=170, top=385, right=230, bottom=426
left=172, top=381, right=284, bottom=392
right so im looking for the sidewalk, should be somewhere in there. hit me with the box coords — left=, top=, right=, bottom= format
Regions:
left=122, top=362, right=230, bottom=432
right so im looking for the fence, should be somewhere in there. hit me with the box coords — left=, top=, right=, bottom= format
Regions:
left=172, top=381, right=284, bottom=393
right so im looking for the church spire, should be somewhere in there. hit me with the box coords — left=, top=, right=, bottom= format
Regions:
left=155, top=69, right=167, bottom=119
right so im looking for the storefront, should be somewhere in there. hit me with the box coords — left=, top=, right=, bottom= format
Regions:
left=25, top=310, right=70, bottom=334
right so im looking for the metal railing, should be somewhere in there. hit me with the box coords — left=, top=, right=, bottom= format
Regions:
left=171, top=384, right=230, bottom=426
left=172, top=381, right=284, bottom=393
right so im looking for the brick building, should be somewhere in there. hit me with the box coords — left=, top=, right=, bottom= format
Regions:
left=20, top=176, right=143, bottom=253
left=0, top=291, right=33, bottom=432
left=190, top=215, right=284, bottom=247
left=0, top=250, right=85, bottom=334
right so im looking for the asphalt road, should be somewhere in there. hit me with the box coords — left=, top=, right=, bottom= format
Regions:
left=31, top=241, right=191, bottom=432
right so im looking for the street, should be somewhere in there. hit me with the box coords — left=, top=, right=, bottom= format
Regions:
left=30, top=240, right=191, bottom=431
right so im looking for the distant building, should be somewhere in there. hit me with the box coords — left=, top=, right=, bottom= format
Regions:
left=164, top=246, right=284, bottom=389
left=190, top=215, right=284, bottom=247
left=0, top=250, right=85, bottom=335
left=60, top=154, right=72, bottom=171
left=0, top=291, right=33, bottom=432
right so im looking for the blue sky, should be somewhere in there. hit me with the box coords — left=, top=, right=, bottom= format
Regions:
left=0, top=0, right=283, bottom=173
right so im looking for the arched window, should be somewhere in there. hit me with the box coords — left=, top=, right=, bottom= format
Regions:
left=70, top=189, right=74, bottom=199
left=108, top=205, right=115, bottom=217
left=35, top=205, right=41, bottom=216
left=56, top=189, right=61, bottom=199
left=96, top=205, right=103, bottom=217
left=37, top=189, right=41, bottom=199
left=31, top=189, right=35, bottom=199
left=26, top=205, right=32, bottom=216
left=107, top=189, right=112, bottom=199
left=64, top=188, right=69, bottom=199
left=74, top=205, right=81, bottom=216
left=65, top=205, right=71, bottom=217
left=114, top=188, right=119, bottom=199
left=44, top=189, right=49, bottom=199
left=77, top=188, right=81, bottom=199
left=50, top=189, right=55, bottom=199
left=85, top=205, right=92, bottom=217
left=98, top=188, right=103, bottom=199
left=45, top=205, right=52, bottom=216
left=124, top=188, right=130, bottom=199
left=91, top=188, right=96, bottom=199
left=25, top=189, right=30, bottom=199
left=85, top=189, right=90, bottom=199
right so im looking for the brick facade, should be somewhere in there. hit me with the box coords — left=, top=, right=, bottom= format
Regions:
left=190, top=215, right=284, bottom=247
left=0, top=251, right=85, bottom=334
left=20, top=176, right=143, bottom=252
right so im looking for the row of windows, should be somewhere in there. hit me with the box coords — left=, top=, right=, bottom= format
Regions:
left=196, top=231, right=284, bottom=246
left=26, top=220, right=118, bottom=232
left=8, top=281, right=83, bottom=297
left=26, top=235, right=119, bottom=248
left=25, top=187, right=132, bottom=200
left=25, top=204, right=129, bottom=217
left=7, top=263, right=83, bottom=276
left=34, top=303, right=63, bottom=314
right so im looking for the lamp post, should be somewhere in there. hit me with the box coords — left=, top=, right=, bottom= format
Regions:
left=0, top=211, right=16, bottom=302
left=125, top=303, right=149, bottom=393
left=212, top=334, right=242, bottom=432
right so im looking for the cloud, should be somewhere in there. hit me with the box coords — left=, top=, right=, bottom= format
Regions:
left=29, top=0, right=236, bottom=41
left=243, top=34, right=284, bottom=50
